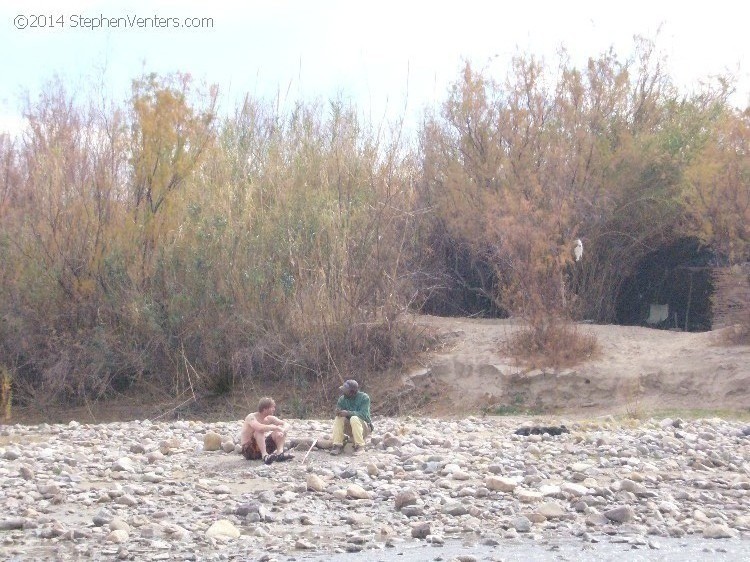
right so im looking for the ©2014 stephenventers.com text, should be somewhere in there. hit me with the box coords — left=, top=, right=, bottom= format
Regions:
left=13, top=14, right=214, bottom=30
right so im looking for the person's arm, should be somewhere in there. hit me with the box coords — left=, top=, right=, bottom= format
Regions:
left=248, top=416, right=278, bottom=433
left=265, top=415, right=289, bottom=433
left=335, top=396, right=349, bottom=417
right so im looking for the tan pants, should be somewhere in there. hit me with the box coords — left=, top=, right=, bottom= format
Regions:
left=332, top=416, right=371, bottom=447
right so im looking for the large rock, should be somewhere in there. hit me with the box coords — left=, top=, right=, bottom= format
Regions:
left=105, top=529, right=129, bottom=543
left=394, top=490, right=419, bottom=510
left=382, top=436, right=404, bottom=448
left=203, top=432, right=222, bottom=452
left=516, top=489, right=543, bottom=503
left=411, top=521, right=430, bottom=539
left=92, top=509, right=114, bottom=527
left=617, top=479, right=648, bottom=495
left=206, top=519, right=240, bottom=539
left=345, top=513, right=373, bottom=527
left=109, top=518, right=130, bottom=532
left=159, top=438, right=181, bottom=454
left=537, top=501, right=566, bottom=518
left=512, top=516, right=532, bottom=532
left=604, top=505, right=634, bottom=523
left=306, top=474, right=326, bottom=492
left=315, top=438, right=333, bottom=450
left=0, top=518, right=25, bottom=530
left=346, top=484, right=370, bottom=500
left=111, top=457, right=136, bottom=472
left=560, top=482, right=589, bottom=497
left=485, top=476, right=518, bottom=492
left=443, top=502, right=469, bottom=516
left=703, top=524, right=737, bottom=539
left=401, top=505, right=425, bottom=517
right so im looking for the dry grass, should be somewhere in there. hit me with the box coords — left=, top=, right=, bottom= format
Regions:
left=712, top=264, right=749, bottom=346
left=720, top=323, right=750, bottom=346
left=505, top=319, right=600, bottom=370
left=1, top=365, right=11, bottom=421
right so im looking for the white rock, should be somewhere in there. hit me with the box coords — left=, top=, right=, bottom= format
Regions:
left=206, top=519, right=240, bottom=539
left=560, top=482, right=589, bottom=496
left=703, top=524, right=736, bottom=539
left=537, top=501, right=566, bottom=518
left=106, top=529, right=129, bottom=543
left=107, top=515, right=128, bottom=530
left=111, top=458, right=136, bottom=473
left=516, top=489, right=543, bottom=503
left=539, top=484, right=562, bottom=496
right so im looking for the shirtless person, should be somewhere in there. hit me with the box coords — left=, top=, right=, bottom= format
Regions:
left=240, top=397, right=294, bottom=464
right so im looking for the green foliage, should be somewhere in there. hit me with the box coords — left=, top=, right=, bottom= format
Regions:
left=482, top=394, right=541, bottom=416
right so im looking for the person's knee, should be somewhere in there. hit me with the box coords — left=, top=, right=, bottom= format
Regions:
left=350, top=416, right=370, bottom=436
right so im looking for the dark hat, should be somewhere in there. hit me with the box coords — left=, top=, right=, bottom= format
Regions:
left=339, top=379, right=359, bottom=393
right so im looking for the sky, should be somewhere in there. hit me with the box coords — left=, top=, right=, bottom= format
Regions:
left=1, top=0, right=748, bottom=136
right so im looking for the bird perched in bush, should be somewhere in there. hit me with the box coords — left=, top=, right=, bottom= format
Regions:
left=573, top=239, right=583, bottom=262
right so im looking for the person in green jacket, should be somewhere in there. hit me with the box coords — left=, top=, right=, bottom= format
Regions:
left=330, top=379, right=372, bottom=455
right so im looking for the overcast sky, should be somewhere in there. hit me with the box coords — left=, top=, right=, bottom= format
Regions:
left=1, top=0, right=748, bottom=135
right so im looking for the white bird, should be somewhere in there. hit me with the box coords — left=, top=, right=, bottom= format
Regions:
left=573, top=239, right=583, bottom=262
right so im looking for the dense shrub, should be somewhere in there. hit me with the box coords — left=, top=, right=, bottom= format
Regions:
left=0, top=76, right=425, bottom=408
left=1, top=37, right=747, bottom=409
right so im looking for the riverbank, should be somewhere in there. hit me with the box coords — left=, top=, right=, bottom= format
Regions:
left=1, top=414, right=749, bottom=560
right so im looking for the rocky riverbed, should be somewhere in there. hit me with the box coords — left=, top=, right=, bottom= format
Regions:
left=1, top=415, right=749, bottom=561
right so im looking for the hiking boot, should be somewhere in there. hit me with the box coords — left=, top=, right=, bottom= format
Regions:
left=330, top=445, right=343, bottom=456
left=352, top=444, right=364, bottom=454
left=275, top=451, right=295, bottom=462
left=263, top=453, right=278, bottom=465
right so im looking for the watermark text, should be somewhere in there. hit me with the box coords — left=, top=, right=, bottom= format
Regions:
left=13, top=13, right=214, bottom=31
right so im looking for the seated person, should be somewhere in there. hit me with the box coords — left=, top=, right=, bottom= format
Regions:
left=330, top=379, right=372, bottom=455
left=240, top=397, right=293, bottom=464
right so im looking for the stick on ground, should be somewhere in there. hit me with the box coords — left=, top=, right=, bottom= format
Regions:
left=301, top=438, right=318, bottom=464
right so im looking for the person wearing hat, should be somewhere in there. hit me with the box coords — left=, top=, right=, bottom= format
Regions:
left=330, top=379, right=372, bottom=455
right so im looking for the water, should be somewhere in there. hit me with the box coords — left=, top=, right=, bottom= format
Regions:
left=282, top=536, right=750, bottom=562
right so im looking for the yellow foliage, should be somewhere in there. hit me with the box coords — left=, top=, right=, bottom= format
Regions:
left=684, top=108, right=750, bottom=261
